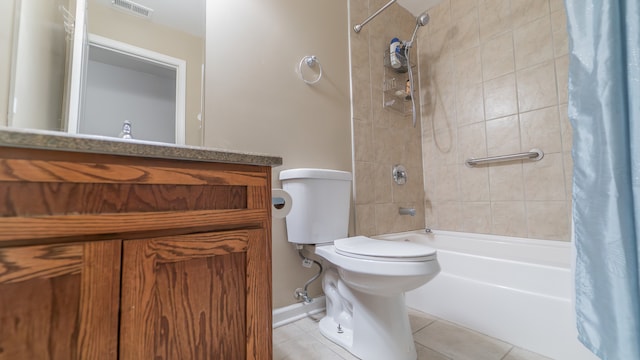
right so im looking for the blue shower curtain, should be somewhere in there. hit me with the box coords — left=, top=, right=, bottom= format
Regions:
left=565, top=1, right=640, bottom=359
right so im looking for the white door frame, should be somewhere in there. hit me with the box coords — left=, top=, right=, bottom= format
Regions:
left=70, top=33, right=186, bottom=145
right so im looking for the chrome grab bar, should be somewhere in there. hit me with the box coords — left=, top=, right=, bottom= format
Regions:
left=465, top=148, right=544, bottom=167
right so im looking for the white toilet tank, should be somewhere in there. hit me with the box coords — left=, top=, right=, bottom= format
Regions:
left=279, top=168, right=352, bottom=245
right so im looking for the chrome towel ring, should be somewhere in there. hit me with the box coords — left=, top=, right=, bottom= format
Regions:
left=298, top=55, right=323, bottom=85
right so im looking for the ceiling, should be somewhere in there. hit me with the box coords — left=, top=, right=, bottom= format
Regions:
left=92, top=0, right=205, bottom=37
left=397, top=0, right=443, bottom=16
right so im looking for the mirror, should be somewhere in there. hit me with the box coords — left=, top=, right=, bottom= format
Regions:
left=1, top=0, right=205, bottom=145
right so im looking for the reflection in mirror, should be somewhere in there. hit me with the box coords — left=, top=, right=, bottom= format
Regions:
left=1, top=0, right=205, bottom=145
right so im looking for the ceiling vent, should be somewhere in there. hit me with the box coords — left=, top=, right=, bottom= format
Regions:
left=111, top=0, right=154, bottom=18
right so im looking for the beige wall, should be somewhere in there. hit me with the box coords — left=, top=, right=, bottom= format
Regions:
left=418, top=0, right=571, bottom=240
left=0, top=0, right=16, bottom=127
left=350, top=0, right=427, bottom=236
left=89, top=0, right=204, bottom=146
left=10, top=0, right=67, bottom=130
left=204, top=0, right=352, bottom=308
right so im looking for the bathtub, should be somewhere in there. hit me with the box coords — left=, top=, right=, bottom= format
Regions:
left=376, top=230, right=598, bottom=360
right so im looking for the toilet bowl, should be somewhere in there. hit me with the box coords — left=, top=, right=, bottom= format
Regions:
left=315, top=237, right=439, bottom=360
left=279, top=168, right=440, bottom=360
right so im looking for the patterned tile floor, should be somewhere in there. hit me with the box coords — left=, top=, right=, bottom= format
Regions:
left=273, top=309, right=553, bottom=360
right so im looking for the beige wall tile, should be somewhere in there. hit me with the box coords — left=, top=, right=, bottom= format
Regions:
left=351, top=34, right=372, bottom=84
left=453, top=11, right=481, bottom=52
left=456, top=83, right=485, bottom=126
left=486, top=115, right=521, bottom=156
left=520, top=106, right=562, bottom=153
left=461, top=202, right=493, bottom=233
left=489, top=164, right=525, bottom=200
left=355, top=161, right=376, bottom=204
left=435, top=201, right=462, bottom=231
left=355, top=204, right=376, bottom=236
left=514, top=15, right=553, bottom=70
left=373, top=126, right=403, bottom=162
left=428, top=0, right=453, bottom=31
left=455, top=46, right=483, bottom=87
left=556, top=55, right=569, bottom=104
left=511, top=0, right=550, bottom=27
left=354, top=119, right=373, bottom=161
left=374, top=163, right=393, bottom=203
left=374, top=203, right=397, bottom=234
left=526, top=200, right=570, bottom=240
left=516, top=60, right=558, bottom=112
left=478, top=0, right=512, bottom=40
left=559, top=104, right=572, bottom=152
left=484, top=73, right=518, bottom=119
left=491, top=201, right=527, bottom=237
left=394, top=166, right=425, bottom=203
left=523, top=152, right=566, bottom=200
left=549, top=0, right=564, bottom=13
left=352, top=80, right=372, bottom=121
left=563, top=151, right=573, bottom=199
left=459, top=165, right=491, bottom=201
left=551, top=9, right=568, bottom=57
left=416, top=0, right=570, bottom=241
left=433, top=164, right=460, bottom=201
left=432, top=54, right=457, bottom=95
left=430, top=90, right=457, bottom=130
left=432, top=127, right=459, bottom=164
left=451, top=0, right=478, bottom=19
left=482, top=32, right=515, bottom=81
left=458, top=122, right=487, bottom=163
left=428, top=27, right=455, bottom=59
left=425, top=199, right=437, bottom=228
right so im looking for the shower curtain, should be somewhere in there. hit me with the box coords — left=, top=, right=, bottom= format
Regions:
left=565, top=1, right=640, bottom=359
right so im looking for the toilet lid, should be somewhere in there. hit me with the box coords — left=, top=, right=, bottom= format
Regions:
left=334, top=236, right=436, bottom=262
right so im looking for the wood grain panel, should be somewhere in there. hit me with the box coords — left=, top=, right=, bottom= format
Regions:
left=247, top=166, right=271, bottom=211
left=0, top=209, right=268, bottom=243
left=0, top=243, right=83, bottom=283
left=77, top=240, right=121, bottom=359
left=0, top=183, right=247, bottom=217
left=0, top=158, right=267, bottom=186
left=150, top=231, right=249, bottom=263
left=120, top=232, right=248, bottom=359
left=245, top=228, right=273, bottom=359
left=0, top=274, right=81, bottom=360
left=0, top=240, right=121, bottom=360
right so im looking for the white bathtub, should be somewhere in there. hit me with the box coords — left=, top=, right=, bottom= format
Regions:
left=376, top=230, right=598, bottom=360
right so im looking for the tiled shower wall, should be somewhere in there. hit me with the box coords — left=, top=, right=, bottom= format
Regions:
left=350, top=0, right=426, bottom=235
left=418, top=0, right=571, bottom=240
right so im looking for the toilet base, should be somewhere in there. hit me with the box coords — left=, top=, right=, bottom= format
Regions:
left=320, top=267, right=417, bottom=360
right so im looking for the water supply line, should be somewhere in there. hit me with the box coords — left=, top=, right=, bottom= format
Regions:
left=294, top=245, right=323, bottom=303
left=353, top=0, right=397, bottom=33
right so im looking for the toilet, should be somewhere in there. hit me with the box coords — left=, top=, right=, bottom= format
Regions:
left=280, top=168, right=440, bottom=360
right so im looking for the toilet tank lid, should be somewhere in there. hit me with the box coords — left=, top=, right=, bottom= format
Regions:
left=280, top=168, right=352, bottom=181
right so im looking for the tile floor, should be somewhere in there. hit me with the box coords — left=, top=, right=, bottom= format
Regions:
left=273, top=309, right=553, bottom=360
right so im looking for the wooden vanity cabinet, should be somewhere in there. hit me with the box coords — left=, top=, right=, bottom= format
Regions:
left=0, top=147, right=273, bottom=359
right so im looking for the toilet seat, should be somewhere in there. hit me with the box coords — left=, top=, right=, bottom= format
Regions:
left=334, top=236, right=436, bottom=262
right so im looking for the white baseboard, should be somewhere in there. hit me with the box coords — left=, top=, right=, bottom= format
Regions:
left=272, top=296, right=326, bottom=328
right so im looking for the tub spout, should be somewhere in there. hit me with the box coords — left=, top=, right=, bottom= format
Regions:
left=399, top=207, right=416, bottom=216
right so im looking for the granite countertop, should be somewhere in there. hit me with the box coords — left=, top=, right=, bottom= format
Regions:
left=0, top=128, right=282, bottom=167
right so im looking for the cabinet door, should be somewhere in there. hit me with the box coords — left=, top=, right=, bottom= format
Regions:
left=0, top=240, right=121, bottom=360
left=120, top=229, right=267, bottom=359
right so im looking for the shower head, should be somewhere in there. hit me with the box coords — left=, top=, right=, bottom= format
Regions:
left=416, top=12, right=430, bottom=27
left=406, top=11, right=430, bottom=48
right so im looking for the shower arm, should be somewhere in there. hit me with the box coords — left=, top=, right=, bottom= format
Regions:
left=353, top=0, right=397, bottom=33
